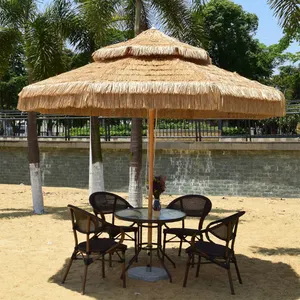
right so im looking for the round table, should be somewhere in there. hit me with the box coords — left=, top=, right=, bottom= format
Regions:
left=115, top=208, right=186, bottom=282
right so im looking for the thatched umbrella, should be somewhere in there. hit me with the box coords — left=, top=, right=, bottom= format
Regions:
left=18, top=28, right=285, bottom=249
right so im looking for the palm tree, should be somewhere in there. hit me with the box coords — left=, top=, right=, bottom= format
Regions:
left=124, top=0, right=197, bottom=208
left=0, top=0, right=68, bottom=213
left=63, top=0, right=125, bottom=195
left=267, top=0, right=300, bottom=36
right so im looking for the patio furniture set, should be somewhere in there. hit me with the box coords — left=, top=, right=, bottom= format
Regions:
left=62, top=192, right=245, bottom=295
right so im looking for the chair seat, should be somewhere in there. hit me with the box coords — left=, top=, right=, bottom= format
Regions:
left=106, top=224, right=138, bottom=237
left=78, top=238, right=127, bottom=253
left=186, top=240, right=232, bottom=258
left=163, top=227, right=201, bottom=237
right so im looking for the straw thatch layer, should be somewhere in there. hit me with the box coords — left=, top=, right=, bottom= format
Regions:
left=92, top=29, right=211, bottom=65
left=17, top=28, right=285, bottom=119
left=18, top=57, right=285, bottom=119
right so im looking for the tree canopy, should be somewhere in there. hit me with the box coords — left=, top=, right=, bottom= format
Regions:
left=192, top=0, right=291, bottom=81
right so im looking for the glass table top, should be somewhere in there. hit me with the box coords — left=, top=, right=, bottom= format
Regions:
left=115, top=208, right=186, bottom=224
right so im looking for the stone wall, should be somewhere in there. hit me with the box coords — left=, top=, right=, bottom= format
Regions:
left=1, top=141, right=300, bottom=198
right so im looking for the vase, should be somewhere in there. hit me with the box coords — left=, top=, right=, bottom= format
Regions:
left=152, top=199, right=161, bottom=218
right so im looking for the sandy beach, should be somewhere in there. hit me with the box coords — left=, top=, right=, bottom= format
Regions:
left=0, top=184, right=299, bottom=300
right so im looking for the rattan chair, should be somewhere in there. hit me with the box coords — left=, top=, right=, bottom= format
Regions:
left=183, top=211, right=245, bottom=295
left=62, top=205, right=127, bottom=294
left=163, top=194, right=212, bottom=258
left=89, top=192, right=138, bottom=257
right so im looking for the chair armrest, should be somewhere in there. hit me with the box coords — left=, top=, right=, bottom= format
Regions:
left=204, top=221, right=221, bottom=243
left=190, top=229, right=206, bottom=248
left=128, top=222, right=137, bottom=227
left=106, top=228, right=125, bottom=254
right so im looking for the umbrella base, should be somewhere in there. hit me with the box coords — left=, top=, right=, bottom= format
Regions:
left=128, top=266, right=168, bottom=282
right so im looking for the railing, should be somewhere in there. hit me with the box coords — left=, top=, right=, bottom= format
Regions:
left=0, top=108, right=300, bottom=141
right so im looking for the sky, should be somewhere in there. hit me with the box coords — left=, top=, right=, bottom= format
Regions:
left=232, top=0, right=298, bottom=53
left=39, top=0, right=298, bottom=54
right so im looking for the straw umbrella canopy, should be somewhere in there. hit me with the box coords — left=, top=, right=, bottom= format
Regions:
left=18, top=28, right=285, bottom=246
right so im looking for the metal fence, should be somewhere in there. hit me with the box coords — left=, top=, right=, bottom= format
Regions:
left=1, top=104, right=300, bottom=141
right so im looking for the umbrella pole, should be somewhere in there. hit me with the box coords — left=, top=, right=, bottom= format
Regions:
left=147, top=109, right=155, bottom=269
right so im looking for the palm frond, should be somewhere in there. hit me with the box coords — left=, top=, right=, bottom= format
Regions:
left=149, top=0, right=191, bottom=39
left=267, top=0, right=300, bottom=33
left=47, top=0, right=76, bottom=40
left=26, top=13, right=66, bottom=81
left=0, top=0, right=37, bottom=28
left=77, top=0, right=119, bottom=47
left=0, top=27, right=21, bottom=77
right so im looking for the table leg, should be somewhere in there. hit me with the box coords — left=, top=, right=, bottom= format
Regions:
left=157, top=224, right=176, bottom=268
left=155, top=224, right=174, bottom=282
left=122, top=224, right=142, bottom=276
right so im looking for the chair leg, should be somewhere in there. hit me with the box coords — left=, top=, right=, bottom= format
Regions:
left=227, top=268, right=235, bottom=295
left=178, top=238, right=183, bottom=256
left=82, top=256, right=89, bottom=295
left=232, top=255, right=242, bottom=284
left=102, top=255, right=106, bottom=278
left=191, top=252, right=195, bottom=268
left=196, top=255, right=201, bottom=277
left=183, top=254, right=192, bottom=287
left=162, top=233, right=167, bottom=263
left=62, top=250, right=76, bottom=283
left=134, top=231, right=138, bottom=262
left=109, top=253, right=112, bottom=267
left=122, top=251, right=126, bottom=288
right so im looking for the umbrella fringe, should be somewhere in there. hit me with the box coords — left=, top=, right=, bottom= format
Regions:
left=19, top=81, right=284, bottom=101
left=17, top=93, right=285, bottom=119
left=93, top=45, right=210, bottom=65
left=92, top=28, right=211, bottom=65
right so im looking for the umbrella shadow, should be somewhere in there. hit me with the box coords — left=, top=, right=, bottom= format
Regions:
left=251, top=246, right=300, bottom=256
left=44, top=204, right=92, bottom=221
left=49, top=247, right=300, bottom=300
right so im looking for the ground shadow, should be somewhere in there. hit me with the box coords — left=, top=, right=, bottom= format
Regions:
left=0, top=204, right=91, bottom=220
left=44, top=205, right=89, bottom=221
left=49, top=247, right=300, bottom=300
left=0, top=208, right=34, bottom=219
left=251, top=246, right=300, bottom=256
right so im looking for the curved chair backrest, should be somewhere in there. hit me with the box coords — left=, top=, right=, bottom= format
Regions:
left=89, top=192, right=133, bottom=224
left=167, top=194, right=212, bottom=230
left=206, top=211, right=245, bottom=252
left=68, top=204, right=106, bottom=235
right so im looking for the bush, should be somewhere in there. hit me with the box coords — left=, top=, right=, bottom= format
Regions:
left=222, top=127, right=248, bottom=136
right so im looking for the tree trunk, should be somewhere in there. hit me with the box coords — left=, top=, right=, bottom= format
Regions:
left=128, top=118, right=143, bottom=207
left=27, top=112, right=44, bottom=214
left=128, top=0, right=143, bottom=207
left=89, top=116, right=104, bottom=195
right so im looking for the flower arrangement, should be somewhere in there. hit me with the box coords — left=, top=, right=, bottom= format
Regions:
left=153, top=175, right=166, bottom=200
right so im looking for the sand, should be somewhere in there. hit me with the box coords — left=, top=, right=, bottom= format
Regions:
left=0, top=184, right=299, bottom=300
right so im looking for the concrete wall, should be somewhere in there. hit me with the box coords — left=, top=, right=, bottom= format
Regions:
left=1, top=140, right=300, bottom=198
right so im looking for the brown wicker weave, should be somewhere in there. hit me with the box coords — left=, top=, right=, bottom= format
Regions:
left=89, top=192, right=138, bottom=261
left=62, top=205, right=127, bottom=294
left=183, top=211, right=245, bottom=295
left=162, top=195, right=212, bottom=258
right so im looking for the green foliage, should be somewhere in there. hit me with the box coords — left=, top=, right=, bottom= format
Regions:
left=121, top=0, right=192, bottom=40
left=222, top=127, right=248, bottom=136
left=267, top=0, right=300, bottom=39
left=0, top=75, right=27, bottom=109
left=0, top=0, right=73, bottom=108
left=192, top=0, right=290, bottom=81
left=257, top=114, right=300, bottom=134
left=26, top=13, right=68, bottom=81
left=272, top=64, right=300, bottom=100
left=0, top=27, right=21, bottom=77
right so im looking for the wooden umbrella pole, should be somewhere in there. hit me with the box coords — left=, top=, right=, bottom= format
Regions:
left=147, top=109, right=155, bottom=266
